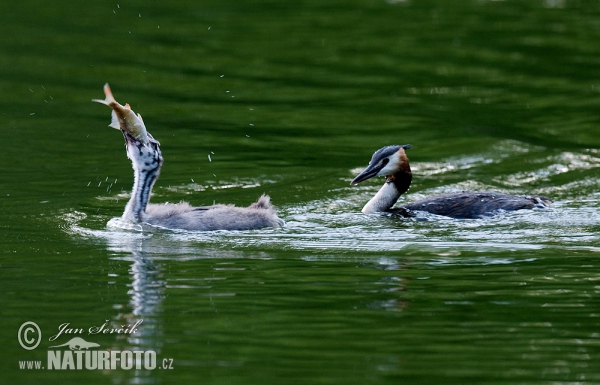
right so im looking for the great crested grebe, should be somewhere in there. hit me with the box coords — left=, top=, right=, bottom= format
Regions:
left=94, top=84, right=282, bottom=231
left=351, top=144, right=551, bottom=219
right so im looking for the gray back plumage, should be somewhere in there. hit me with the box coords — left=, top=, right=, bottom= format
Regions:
left=143, top=195, right=282, bottom=231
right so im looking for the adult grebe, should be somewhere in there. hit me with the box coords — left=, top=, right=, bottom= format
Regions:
left=93, top=84, right=282, bottom=231
left=350, top=144, right=551, bottom=219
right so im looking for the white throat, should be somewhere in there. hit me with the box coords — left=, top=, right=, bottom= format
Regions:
left=361, top=181, right=402, bottom=213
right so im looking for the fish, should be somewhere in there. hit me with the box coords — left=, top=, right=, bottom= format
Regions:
left=92, top=83, right=149, bottom=144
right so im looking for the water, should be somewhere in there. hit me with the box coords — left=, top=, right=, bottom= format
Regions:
left=2, top=0, right=600, bottom=384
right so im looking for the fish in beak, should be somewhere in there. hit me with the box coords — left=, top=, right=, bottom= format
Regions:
left=93, top=83, right=150, bottom=144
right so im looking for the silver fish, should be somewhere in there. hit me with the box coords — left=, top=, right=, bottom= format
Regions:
left=93, top=83, right=149, bottom=144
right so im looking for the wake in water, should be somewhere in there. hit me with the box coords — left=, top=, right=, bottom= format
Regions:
left=61, top=141, right=600, bottom=254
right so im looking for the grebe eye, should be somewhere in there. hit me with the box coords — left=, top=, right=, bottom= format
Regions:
left=381, top=158, right=389, bottom=166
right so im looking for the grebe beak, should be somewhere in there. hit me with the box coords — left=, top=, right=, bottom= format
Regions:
left=122, top=130, right=138, bottom=145
left=351, top=163, right=385, bottom=185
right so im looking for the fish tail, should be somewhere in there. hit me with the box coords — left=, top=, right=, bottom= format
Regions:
left=92, top=83, right=116, bottom=106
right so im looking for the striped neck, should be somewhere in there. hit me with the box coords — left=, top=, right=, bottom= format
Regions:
left=123, top=143, right=163, bottom=222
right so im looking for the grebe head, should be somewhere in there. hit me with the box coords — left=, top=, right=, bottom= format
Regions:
left=351, top=144, right=412, bottom=185
left=123, top=130, right=163, bottom=175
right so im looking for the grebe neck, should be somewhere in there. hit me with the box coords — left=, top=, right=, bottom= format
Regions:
left=361, top=170, right=412, bottom=214
left=123, top=146, right=163, bottom=222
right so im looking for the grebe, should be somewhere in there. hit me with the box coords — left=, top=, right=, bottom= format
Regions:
left=350, top=144, right=550, bottom=219
left=93, top=84, right=282, bottom=231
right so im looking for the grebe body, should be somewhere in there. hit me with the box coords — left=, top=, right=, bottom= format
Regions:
left=94, top=84, right=282, bottom=231
left=351, top=145, right=550, bottom=219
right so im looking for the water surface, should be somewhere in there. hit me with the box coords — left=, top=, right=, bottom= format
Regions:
left=1, top=0, right=600, bottom=384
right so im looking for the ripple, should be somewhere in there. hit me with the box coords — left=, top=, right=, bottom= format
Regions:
left=60, top=198, right=598, bottom=256
left=60, top=143, right=600, bottom=256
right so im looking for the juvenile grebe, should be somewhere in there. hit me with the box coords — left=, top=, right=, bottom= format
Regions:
left=94, top=84, right=282, bottom=231
left=350, top=144, right=550, bottom=219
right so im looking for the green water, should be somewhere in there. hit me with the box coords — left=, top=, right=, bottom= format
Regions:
left=2, top=0, right=600, bottom=384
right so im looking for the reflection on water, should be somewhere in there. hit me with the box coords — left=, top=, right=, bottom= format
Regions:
left=104, top=237, right=166, bottom=384
left=4, top=0, right=600, bottom=383
left=60, top=136, right=600, bottom=383
left=54, top=137, right=600, bottom=384
left=61, top=137, right=600, bottom=383
left=62, top=185, right=600, bottom=384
